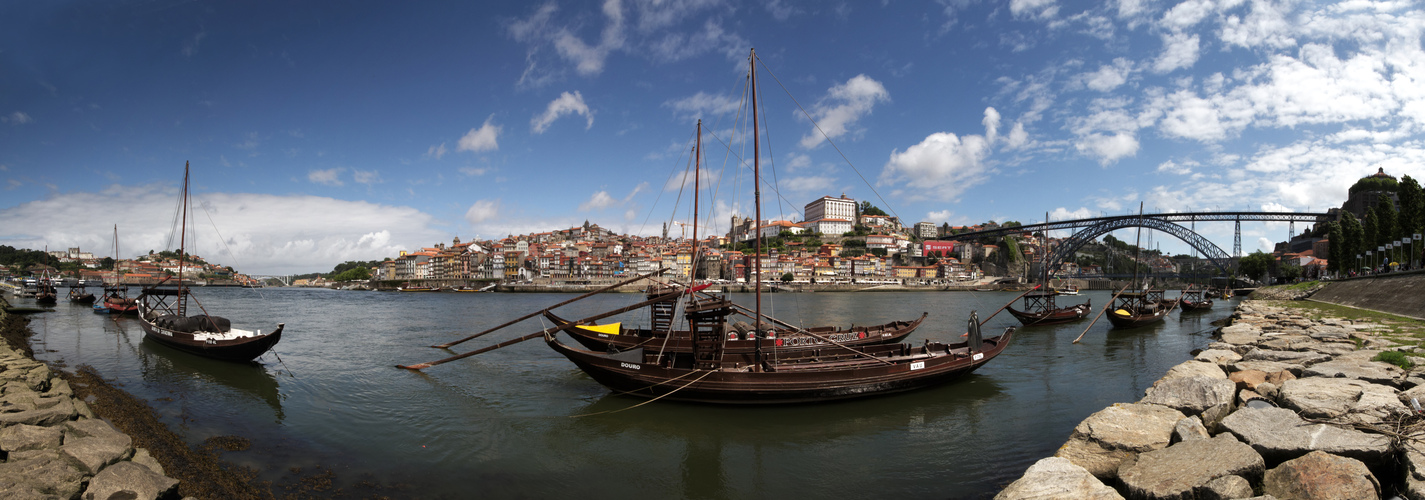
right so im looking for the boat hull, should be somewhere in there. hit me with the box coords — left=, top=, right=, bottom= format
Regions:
left=1104, top=301, right=1176, bottom=329
left=138, top=320, right=284, bottom=362
left=1180, top=300, right=1214, bottom=311
left=547, top=310, right=925, bottom=353
left=1005, top=302, right=1091, bottom=326
left=545, top=328, right=1014, bottom=404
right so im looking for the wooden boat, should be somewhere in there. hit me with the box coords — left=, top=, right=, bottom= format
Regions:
left=544, top=306, right=925, bottom=353
left=398, top=283, right=438, bottom=292
left=1104, top=289, right=1179, bottom=329
left=1006, top=289, right=1091, bottom=326
left=1179, top=289, right=1213, bottom=311
left=68, top=285, right=97, bottom=304
left=34, top=279, right=58, bottom=305
left=101, top=226, right=139, bottom=315
left=1057, top=283, right=1080, bottom=295
left=137, top=162, right=284, bottom=362
left=544, top=295, right=1014, bottom=404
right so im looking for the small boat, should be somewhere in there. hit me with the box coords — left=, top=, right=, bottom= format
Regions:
left=34, top=278, right=58, bottom=306
left=1057, top=283, right=1080, bottom=295
left=1104, top=289, right=1179, bottom=329
left=137, top=162, right=284, bottom=362
left=68, top=285, right=97, bottom=304
left=398, top=283, right=438, bottom=292
left=1179, top=288, right=1213, bottom=312
left=1006, top=289, right=1091, bottom=326
left=92, top=302, right=110, bottom=314
left=102, top=285, right=139, bottom=315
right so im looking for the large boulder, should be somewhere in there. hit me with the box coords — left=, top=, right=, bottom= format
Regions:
left=1219, top=324, right=1263, bottom=345
left=0, top=398, right=75, bottom=427
left=1141, top=376, right=1236, bottom=416
left=0, top=424, right=62, bottom=453
left=59, top=419, right=134, bottom=475
left=1219, top=407, right=1392, bottom=464
left=1199, top=474, right=1254, bottom=500
left=0, top=449, right=88, bottom=499
left=1241, top=348, right=1331, bottom=367
left=1262, top=450, right=1379, bottom=500
left=80, top=461, right=180, bottom=500
left=1231, top=360, right=1304, bottom=377
left=1307, top=324, right=1353, bottom=341
left=1117, top=434, right=1265, bottom=500
left=1195, top=349, right=1243, bottom=367
left=1302, top=358, right=1405, bottom=387
left=1158, top=360, right=1226, bottom=382
left=1054, top=403, right=1185, bottom=479
left=1278, top=378, right=1405, bottom=424
left=1229, top=370, right=1268, bottom=391
left=993, top=457, right=1124, bottom=500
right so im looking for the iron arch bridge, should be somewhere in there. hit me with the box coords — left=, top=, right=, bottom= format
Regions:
left=940, top=211, right=1331, bottom=277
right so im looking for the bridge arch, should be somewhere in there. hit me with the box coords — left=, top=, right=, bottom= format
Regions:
left=1046, top=218, right=1235, bottom=278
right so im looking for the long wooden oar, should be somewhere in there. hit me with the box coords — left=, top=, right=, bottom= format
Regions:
left=430, top=269, right=667, bottom=349
left=399, top=289, right=683, bottom=370
left=1073, top=284, right=1131, bottom=344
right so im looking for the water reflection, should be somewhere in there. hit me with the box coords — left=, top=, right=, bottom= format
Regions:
left=135, top=337, right=285, bottom=422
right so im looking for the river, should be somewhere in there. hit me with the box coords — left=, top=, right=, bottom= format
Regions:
left=23, top=287, right=1235, bottom=498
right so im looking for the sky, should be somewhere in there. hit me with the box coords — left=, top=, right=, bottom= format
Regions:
left=3, top=0, right=1424, bottom=275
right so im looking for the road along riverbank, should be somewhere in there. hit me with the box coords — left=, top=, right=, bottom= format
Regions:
left=995, top=293, right=1425, bottom=499
left=0, top=296, right=277, bottom=499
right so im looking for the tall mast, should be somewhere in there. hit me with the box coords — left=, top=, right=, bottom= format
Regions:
left=751, top=48, right=763, bottom=370
left=692, top=119, right=700, bottom=279
left=178, top=161, right=190, bottom=316
left=113, top=224, right=119, bottom=287
left=1131, top=202, right=1144, bottom=291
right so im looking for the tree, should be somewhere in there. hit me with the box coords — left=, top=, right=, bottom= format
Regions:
left=1327, top=221, right=1343, bottom=275
left=780, top=272, right=794, bottom=283
left=858, top=201, right=887, bottom=217
left=1342, top=212, right=1364, bottom=271
left=1377, top=197, right=1399, bottom=247
left=100, top=257, right=115, bottom=270
left=1399, top=175, right=1423, bottom=238
left=1238, top=251, right=1273, bottom=281
left=1364, top=207, right=1379, bottom=255
left=332, top=267, right=372, bottom=282
left=1278, top=262, right=1302, bottom=281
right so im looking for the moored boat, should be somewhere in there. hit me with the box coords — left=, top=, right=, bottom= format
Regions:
left=544, top=305, right=925, bottom=353
left=1179, top=288, right=1213, bottom=311
left=136, top=161, right=284, bottom=362
left=1104, top=289, right=1178, bottom=329
left=34, top=278, right=58, bottom=305
left=1006, top=289, right=1091, bottom=327
left=398, top=283, right=438, bottom=292
left=68, top=285, right=96, bottom=304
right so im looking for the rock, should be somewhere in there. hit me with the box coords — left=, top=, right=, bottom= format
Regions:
left=0, top=449, right=88, bottom=499
left=42, top=378, right=72, bottom=398
left=1278, top=378, right=1405, bottom=424
left=1141, top=376, right=1237, bottom=416
left=1265, top=370, right=1296, bottom=386
left=1118, top=434, right=1265, bottom=500
left=131, top=448, right=165, bottom=476
left=1220, top=324, right=1263, bottom=345
left=1197, top=349, right=1243, bottom=367
left=1262, top=450, right=1379, bottom=500
left=64, top=418, right=128, bottom=442
left=1055, top=403, right=1186, bottom=478
left=1403, top=431, right=1425, bottom=500
left=1229, top=370, right=1268, bottom=391
left=0, top=424, right=62, bottom=453
left=993, top=457, right=1124, bottom=500
left=1307, top=324, right=1353, bottom=340
left=80, top=461, right=179, bottom=500
left=1238, top=389, right=1264, bottom=406
left=1232, top=360, right=1304, bottom=377
left=23, top=365, right=50, bottom=392
left=1200, top=402, right=1235, bottom=432
left=1159, top=360, right=1226, bottom=382
left=1255, top=382, right=1280, bottom=402
left=1303, top=358, right=1405, bottom=387
left=1241, top=348, right=1331, bottom=367
left=1219, top=407, right=1392, bottom=464
left=1304, top=343, right=1357, bottom=357
left=1199, top=474, right=1254, bottom=500
left=1399, top=384, right=1425, bottom=408
left=59, top=421, right=133, bottom=475
left=1173, top=416, right=1210, bottom=443
left=0, top=398, right=75, bottom=427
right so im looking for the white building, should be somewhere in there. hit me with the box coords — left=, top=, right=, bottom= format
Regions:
left=807, top=218, right=852, bottom=236
left=915, top=222, right=937, bottom=239
left=804, top=195, right=856, bottom=223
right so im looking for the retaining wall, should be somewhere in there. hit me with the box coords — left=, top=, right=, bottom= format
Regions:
left=1310, top=271, right=1425, bottom=320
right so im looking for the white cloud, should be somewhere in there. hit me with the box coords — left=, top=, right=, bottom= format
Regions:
left=799, top=75, right=890, bottom=149
left=783, top=176, right=837, bottom=195
left=664, top=91, right=741, bottom=118
left=1010, top=0, right=1059, bottom=19
left=1076, top=132, right=1139, bottom=165
left=580, top=191, right=618, bottom=211
left=458, top=116, right=502, bottom=153
left=3, top=111, right=33, bottom=125
left=927, top=210, right=954, bottom=222
left=353, top=170, right=382, bottom=185
left=1159, top=0, right=1216, bottom=31
left=1156, top=159, right=1198, bottom=175
left=426, top=143, right=448, bottom=159
left=1153, top=31, right=1200, bottom=73
left=880, top=133, right=991, bottom=201
left=1083, top=58, right=1133, bottom=92
left=1051, top=207, right=1095, bottom=220
left=308, top=168, right=344, bottom=186
left=0, top=185, right=442, bottom=275
left=532, top=91, right=594, bottom=134
left=464, top=199, right=500, bottom=224
left=1005, top=122, right=1030, bottom=150
left=983, top=107, right=1002, bottom=144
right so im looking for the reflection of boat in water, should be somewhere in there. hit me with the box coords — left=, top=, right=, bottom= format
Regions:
left=137, top=339, right=285, bottom=421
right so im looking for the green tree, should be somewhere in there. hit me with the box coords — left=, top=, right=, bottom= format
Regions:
left=1327, top=221, right=1343, bottom=275
left=780, top=272, right=794, bottom=283
left=1278, top=262, right=1302, bottom=281
left=857, top=201, right=887, bottom=217
left=1364, top=207, right=1379, bottom=254
left=332, top=267, right=372, bottom=282
left=1238, top=251, right=1274, bottom=281
left=1377, top=197, right=1399, bottom=247
left=1399, top=175, right=1423, bottom=238
left=1342, top=212, right=1364, bottom=272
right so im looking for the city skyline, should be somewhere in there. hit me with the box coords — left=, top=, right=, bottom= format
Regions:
left=3, top=1, right=1424, bottom=274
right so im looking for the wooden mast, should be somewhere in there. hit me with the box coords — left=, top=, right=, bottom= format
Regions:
left=751, top=48, right=763, bottom=371
left=693, top=119, right=700, bottom=278
left=178, top=161, right=190, bottom=316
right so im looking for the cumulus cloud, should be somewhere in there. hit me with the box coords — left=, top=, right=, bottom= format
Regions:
left=580, top=191, right=617, bottom=211
left=1005, top=122, right=1030, bottom=150
left=3, top=111, right=33, bottom=125
left=927, top=210, right=954, bottom=222
left=1051, top=207, right=1095, bottom=220
left=426, top=143, right=448, bottom=159
left=799, top=75, right=890, bottom=149
left=464, top=199, right=500, bottom=224
left=353, top=170, right=382, bottom=185
left=0, top=185, right=442, bottom=275
left=308, top=168, right=344, bottom=186
left=1153, top=31, right=1200, bottom=73
left=1076, top=132, right=1139, bottom=165
left=878, top=108, right=1000, bottom=201
left=1083, top=58, right=1133, bottom=91
left=532, top=91, right=594, bottom=134
left=458, top=116, right=501, bottom=153
left=664, top=91, right=741, bottom=118
left=1010, top=0, right=1059, bottom=19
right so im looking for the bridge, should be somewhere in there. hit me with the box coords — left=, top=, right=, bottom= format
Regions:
left=248, top=275, right=292, bottom=287
left=940, top=211, right=1331, bottom=277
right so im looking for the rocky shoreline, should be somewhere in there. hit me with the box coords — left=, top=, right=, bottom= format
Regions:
left=0, top=296, right=183, bottom=499
left=996, top=295, right=1425, bottom=499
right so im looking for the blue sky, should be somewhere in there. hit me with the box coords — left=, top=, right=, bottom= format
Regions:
left=3, top=0, right=1424, bottom=274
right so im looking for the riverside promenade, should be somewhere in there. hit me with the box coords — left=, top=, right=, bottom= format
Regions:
left=0, top=296, right=182, bottom=499
left=995, top=275, right=1425, bottom=499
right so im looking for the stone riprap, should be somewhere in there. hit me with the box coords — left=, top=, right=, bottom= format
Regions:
left=0, top=299, right=180, bottom=499
left=996, top=299, right=1425, bottom=500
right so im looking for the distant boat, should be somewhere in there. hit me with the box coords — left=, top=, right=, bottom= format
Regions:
left=1006, top=289, right=1091, bottom=326
left=34, top=276, right=58, bottom=306
left=398, top=283, right=438, bottom=292
left=68, top=284, right=96, bottom=304
left=1179, top=288, right=1213, bottom=312
left=137, top=162, right=284, bottom=362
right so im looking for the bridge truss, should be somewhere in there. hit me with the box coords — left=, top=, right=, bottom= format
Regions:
left=248, top=275, right=292, bottom=287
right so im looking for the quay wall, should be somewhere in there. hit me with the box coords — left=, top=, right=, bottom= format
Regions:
left=1309, top=270, right=1425, bottom=320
